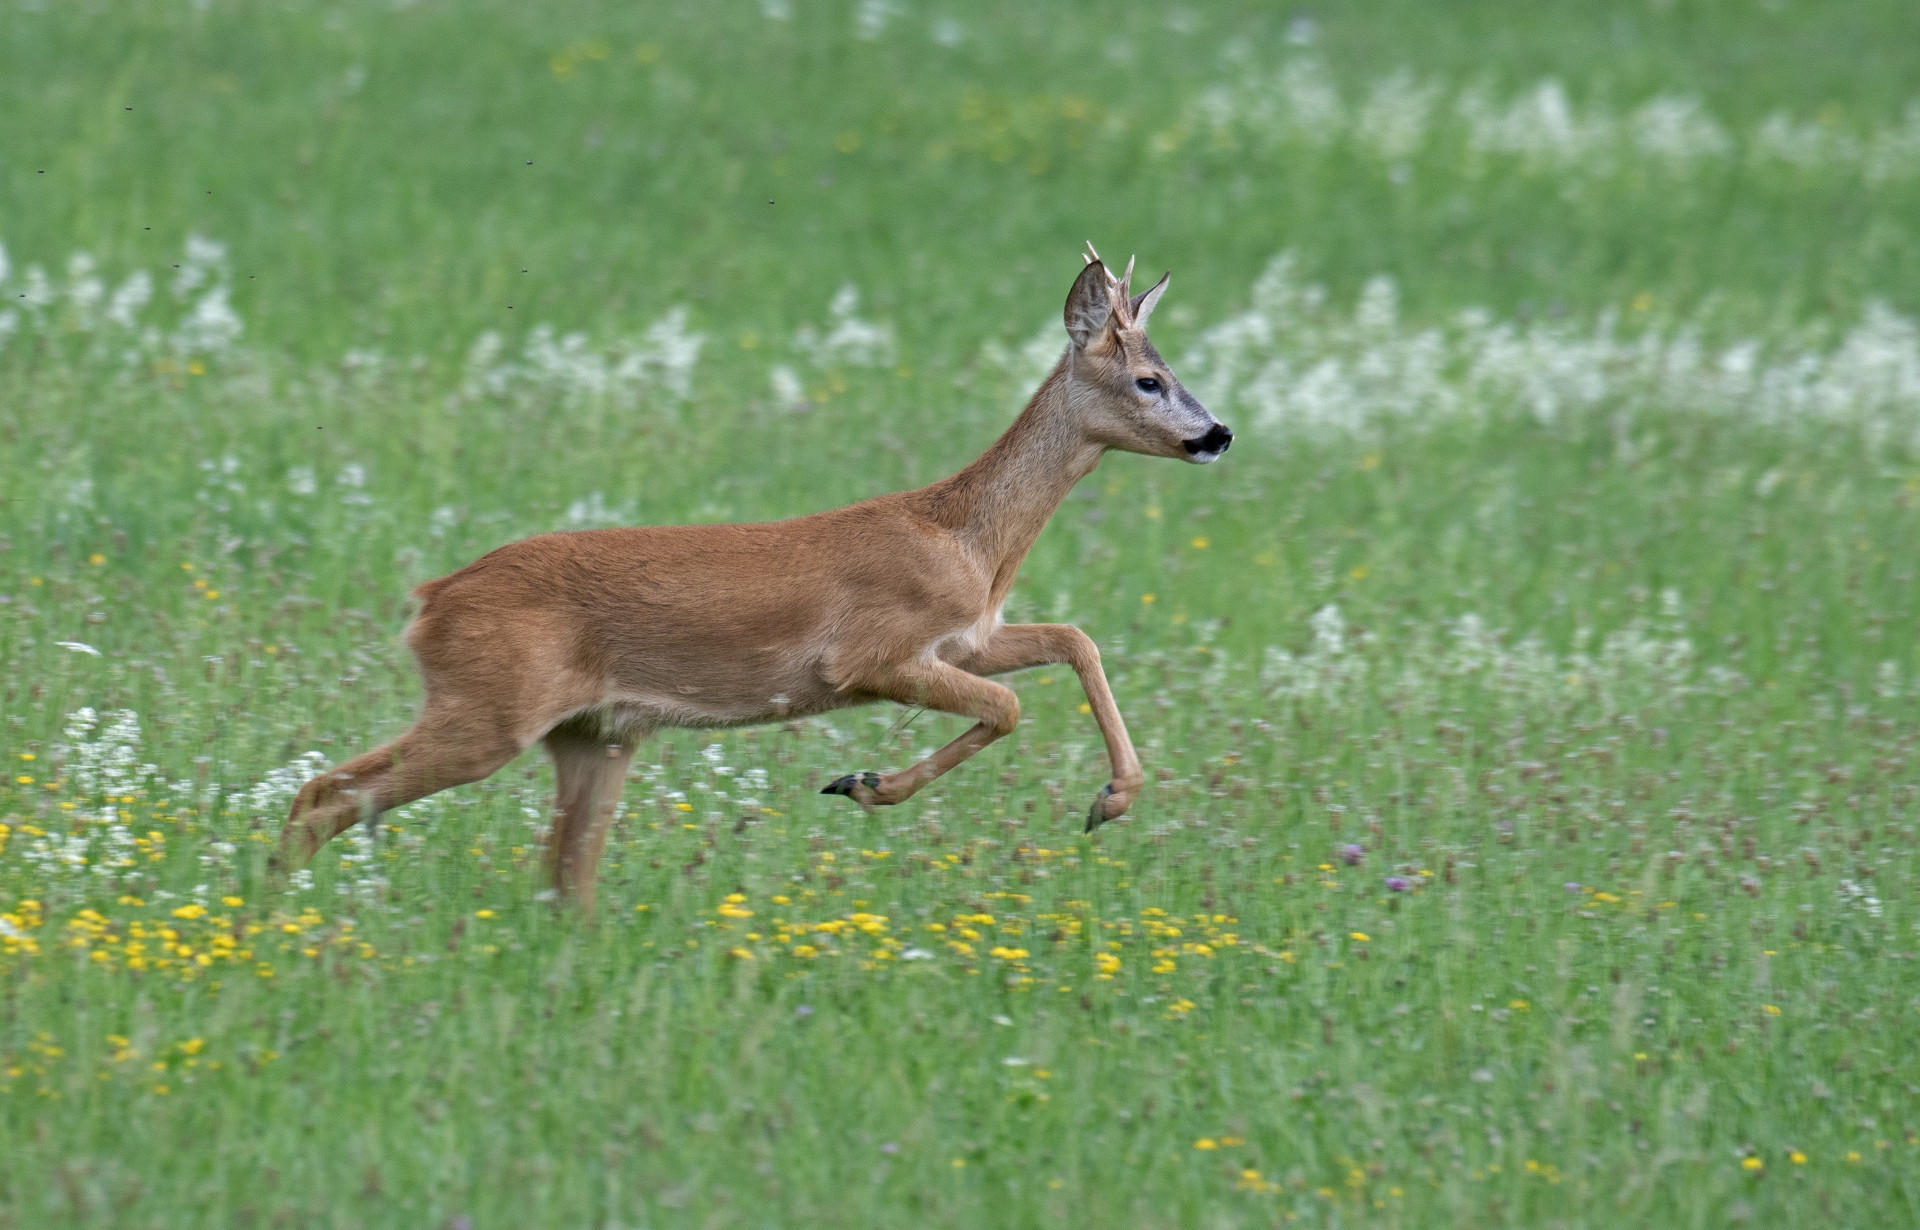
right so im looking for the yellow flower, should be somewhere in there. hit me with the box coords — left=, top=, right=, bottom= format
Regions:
left=171, top=904, right=206, bottom=920
left=1190, top=537, right=1209, bottom=549
left=1742, top=1157, right=1763, bottom=1171
left=475, top=909, right=495, bottom=920
left=1508, top=1000, right=1530, bottom=1011
left=792, top=944, right=818, bottom=958
left=1790, top=1151, right=1806, bottom=1165
left=222, top=896, right=244, bottom=908
left=1349, top=932, right=1370, bottom=942
left=1764, top=1005, right=1781, bottom=1016
left=1193, top=1138, right=1218, bottom=1150
left=1140, top=593, right=1156, bottom=605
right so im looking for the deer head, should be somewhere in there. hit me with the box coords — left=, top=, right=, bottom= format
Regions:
left=1061, top=242, right=1233, bottom=463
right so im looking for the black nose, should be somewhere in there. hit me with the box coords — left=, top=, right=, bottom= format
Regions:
left=1183, top=423, right=1234, bottom=455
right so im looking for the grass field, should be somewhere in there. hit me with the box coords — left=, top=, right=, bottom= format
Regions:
left=3, top=1, right=1919, bottom=1225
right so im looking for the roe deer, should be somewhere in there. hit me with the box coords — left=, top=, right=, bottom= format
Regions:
left=276, top=245, right=1233, bottom=906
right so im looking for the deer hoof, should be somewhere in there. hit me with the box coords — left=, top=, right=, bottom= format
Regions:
left=1084, top=783, right=1126, bottom=832
left=822, top=772, right=882, bottom=798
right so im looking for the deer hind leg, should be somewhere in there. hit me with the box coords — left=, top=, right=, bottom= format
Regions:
left=273, top=704, right=522, bottom=873
left=945, top=623, right=1145, bottom=831
left=543, top=717, right=641, bottom=910
left=821, top=661, right=1020, bottom=809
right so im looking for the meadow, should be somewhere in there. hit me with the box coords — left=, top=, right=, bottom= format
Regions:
left=2, top=1, right=1918, bottom=1225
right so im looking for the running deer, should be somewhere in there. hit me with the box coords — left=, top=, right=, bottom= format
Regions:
left=276, top=245, right=1233, bottom=906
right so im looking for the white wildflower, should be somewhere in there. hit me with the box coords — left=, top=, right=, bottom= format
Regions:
left=769, top=363, right=804, bottom=406
left=855, top=0, right=896, bottom=40
left=105, top=270, right=153, bottom=329
left=795, top=284, right=895, bottom=369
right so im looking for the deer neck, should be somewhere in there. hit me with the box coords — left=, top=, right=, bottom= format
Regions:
left=924, top=353, right=1105, bottom=575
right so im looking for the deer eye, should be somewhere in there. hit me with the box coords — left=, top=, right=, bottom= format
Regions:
left=1135, top=376, right=1161, bottom=393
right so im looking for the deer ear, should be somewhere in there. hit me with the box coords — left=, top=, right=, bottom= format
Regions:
left=1130, top=271, right=1170, bottom=330
left=1065, top=258, right=1115, bottom=348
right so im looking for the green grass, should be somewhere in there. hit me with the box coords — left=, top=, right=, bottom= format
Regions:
left=3, top=1, right=1919, bottom=1226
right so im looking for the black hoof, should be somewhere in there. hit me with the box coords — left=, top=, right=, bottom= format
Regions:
left=821, top=772, right=881, bottom=797
left=1085, top=784, right=1117, bottom=833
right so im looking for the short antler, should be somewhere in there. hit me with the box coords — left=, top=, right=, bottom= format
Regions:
left=1082, top=241, right=1139, bottom=325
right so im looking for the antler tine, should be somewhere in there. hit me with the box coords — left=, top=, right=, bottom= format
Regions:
left=1083, top=240, right=1102, bottom=267
left=1120, top=254, right=1136, bottom=298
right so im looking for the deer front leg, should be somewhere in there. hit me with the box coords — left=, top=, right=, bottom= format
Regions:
left=948, top=624, right=1144, bottom=831
left=821, top=662, right=1021, bottom=808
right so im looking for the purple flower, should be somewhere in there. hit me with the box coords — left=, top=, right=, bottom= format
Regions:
left=1385, top=876, right=1411, bottom=892
left=1341, top=844, right=1365, bottom=866
left=1564, top=881, right=1583, bottom=894
left=881, top=1142, right=899, bottom=1155
left=794, top=1004, right=814, bottom=1018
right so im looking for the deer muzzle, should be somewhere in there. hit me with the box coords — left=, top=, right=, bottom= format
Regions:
left=1182, top=423, right=1234, bottom=460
